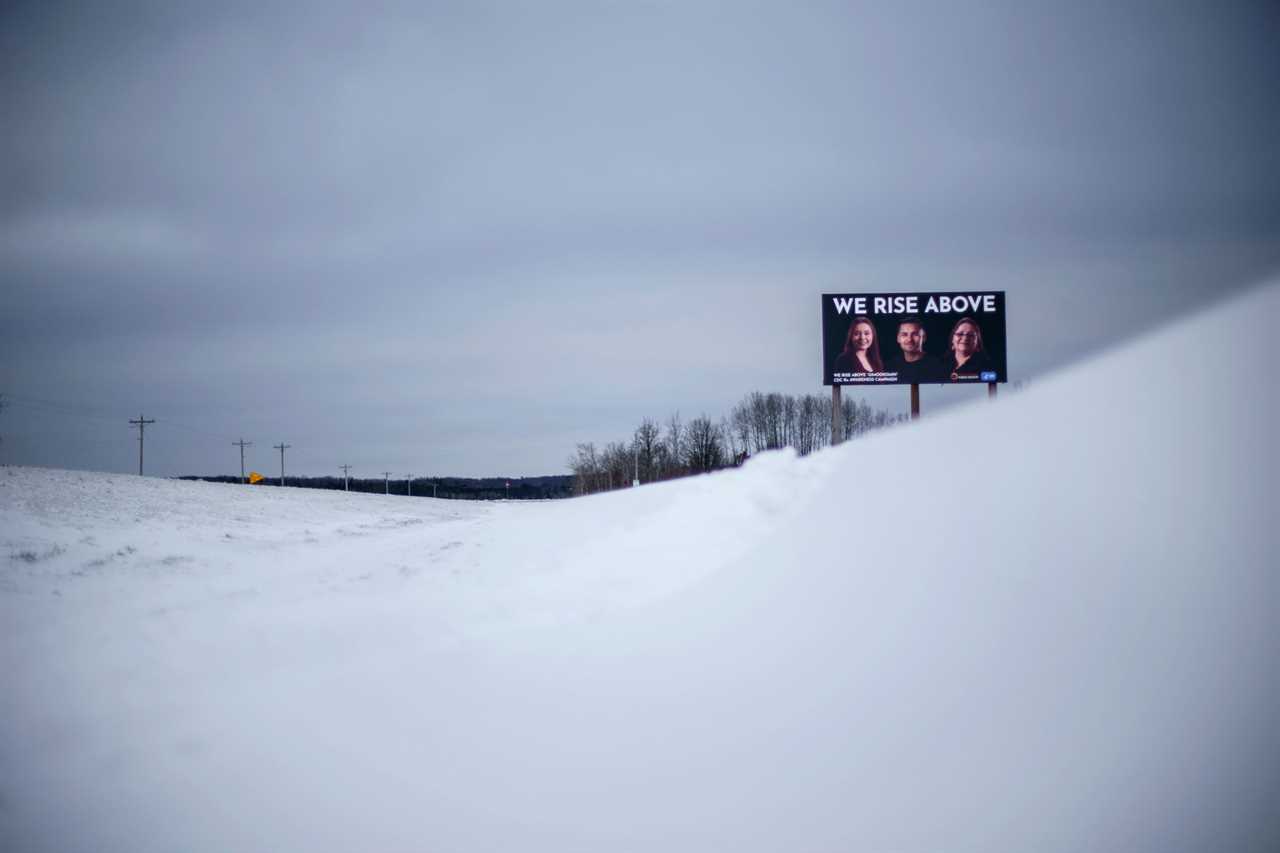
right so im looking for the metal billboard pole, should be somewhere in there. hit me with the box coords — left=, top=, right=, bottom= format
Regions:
left=831, top=385, right=842, bottom=445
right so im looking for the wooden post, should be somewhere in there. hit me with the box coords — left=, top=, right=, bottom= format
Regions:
left=910, top=384, right=920, bottom=420
left=988, top=382, right=998, bottom=399
left=831, top=384, right=842, bottom=445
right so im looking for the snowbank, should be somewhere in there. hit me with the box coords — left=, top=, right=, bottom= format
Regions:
left=3, top=282, right=1277, bottom=852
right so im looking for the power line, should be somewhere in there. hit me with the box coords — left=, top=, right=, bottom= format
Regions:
left=8, top=393, right=121, bottom=425
left=233, top=439, right=253, bottom=484
left=129, top=414, right=155, bottom=476
left=274, top=442, right=290, bottom=487
left=5, top=393, right=257, bottom=443
left=158, top=417, right=241, bottom=442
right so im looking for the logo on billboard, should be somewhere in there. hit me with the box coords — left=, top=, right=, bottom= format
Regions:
left=980, top=371, right=997, bottom=382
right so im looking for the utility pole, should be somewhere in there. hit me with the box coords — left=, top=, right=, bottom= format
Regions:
left=274, top=442, right=290, bottom=487
left=406, top=474, right=412, bottom=497
left=129, top=414, right=155, bottom=475
left=633, top=439, right=640, bottom=487
left=433, top=481, right=437, bottom=499
left=382, top=471, right=392, bottom=495
left=233, top=438, right=253, bottom=484
left=340, top=465, right=351, bottom=491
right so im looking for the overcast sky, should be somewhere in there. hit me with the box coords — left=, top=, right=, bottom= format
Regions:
left=2, top=1, right=1278, bottom=478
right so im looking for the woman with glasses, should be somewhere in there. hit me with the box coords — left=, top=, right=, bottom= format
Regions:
left=942, top=316, right=994, bottom=380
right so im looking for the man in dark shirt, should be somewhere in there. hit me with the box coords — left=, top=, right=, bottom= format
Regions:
left=884, top=317, right=944, bottom=382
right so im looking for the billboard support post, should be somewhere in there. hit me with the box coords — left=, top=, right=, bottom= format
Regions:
left=988, top=382, right=997, bottom=399
left=831, top=384, right=842, bottom=445
left=910, top=384, right=920, bottom=420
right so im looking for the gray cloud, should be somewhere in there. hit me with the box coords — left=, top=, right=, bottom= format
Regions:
left=3, top=1, right=1278, bottom=476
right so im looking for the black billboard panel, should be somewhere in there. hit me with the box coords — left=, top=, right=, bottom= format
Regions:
left=821, top=292, right=1007, bottom=386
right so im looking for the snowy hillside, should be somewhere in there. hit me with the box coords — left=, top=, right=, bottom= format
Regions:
left=3, top=282, right=1278, bottom=852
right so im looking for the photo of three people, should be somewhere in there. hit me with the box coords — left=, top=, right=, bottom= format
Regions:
left=823, top=293, right=1006, bottom=386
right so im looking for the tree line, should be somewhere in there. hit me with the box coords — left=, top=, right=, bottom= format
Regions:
left=568, top=391, right=905, bottom=496
left=178, top=474, right=574, bottom=501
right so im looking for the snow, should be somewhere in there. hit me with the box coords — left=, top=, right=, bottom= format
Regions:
left=3, top=281, right=1278, bottom=852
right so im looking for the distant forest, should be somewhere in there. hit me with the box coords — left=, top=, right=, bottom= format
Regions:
left=178, top=474, right=573, bottom=501
left=174, top=390, right=901, bottom=502
left=568, top=391, right=904, bottom=496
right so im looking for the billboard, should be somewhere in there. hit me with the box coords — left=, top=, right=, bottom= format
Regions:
left=822, top=291, right=1007, bottom=386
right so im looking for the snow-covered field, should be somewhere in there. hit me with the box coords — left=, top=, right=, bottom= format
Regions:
left=3, top=282, right=1278, bottom=852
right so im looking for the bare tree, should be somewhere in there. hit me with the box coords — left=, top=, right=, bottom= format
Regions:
left=633, top=418, right=661, bottom=484
left=729, top=397, right=753, bottom=455
left=664, top=411, right=685, bottom=480
left=568, top=442, right=602, bottom=495
left=840, top=396, right=857, bottom=440
left=569, top=392, right=902, bottom=494
left=796, top=393, right=823, bottom=455
left=719, top=415, right=739, bottom=460
left=763, top=392, right=782, bottom=449
left=652, top=442, right=675, bottom=481
left=744, top=391, right=773, bottom=451
left=781, top=394, right=798, bottom=449
left=602, top=441, right=631, bottom=491
left=684, top=414, right=725, bottom=473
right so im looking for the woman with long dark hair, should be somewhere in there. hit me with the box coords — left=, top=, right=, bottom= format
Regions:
left=833, top=316, right=883, bottom=374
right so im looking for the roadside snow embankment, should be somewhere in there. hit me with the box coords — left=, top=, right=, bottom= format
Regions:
left=3, top=281, right=1278, bottom=853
